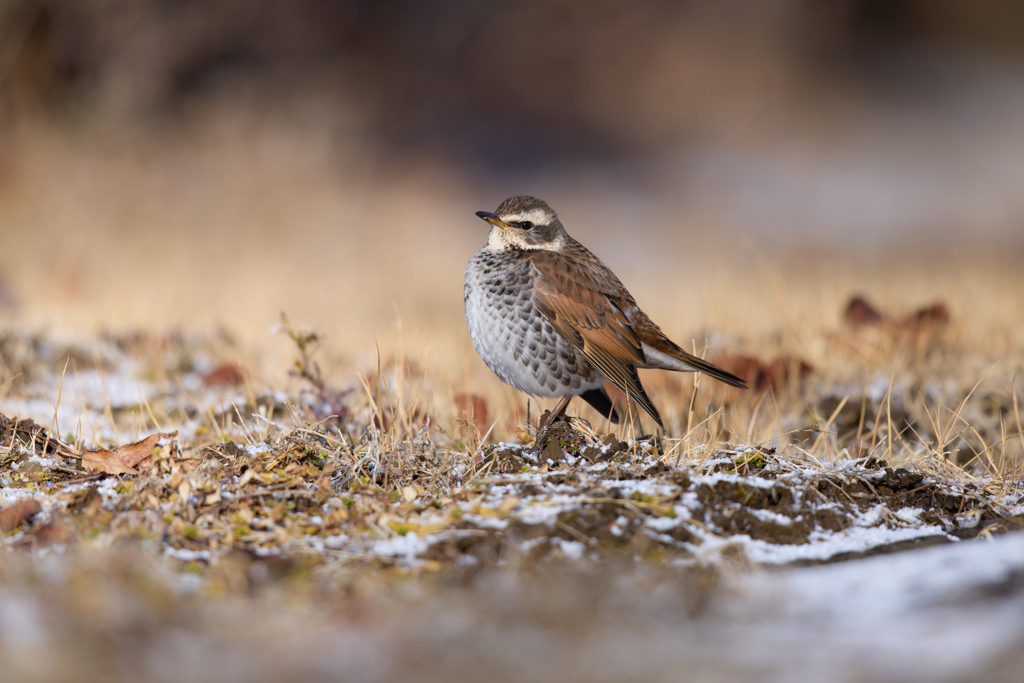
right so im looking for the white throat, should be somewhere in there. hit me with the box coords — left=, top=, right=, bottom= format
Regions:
left=486, top=228, right=564, bottom=252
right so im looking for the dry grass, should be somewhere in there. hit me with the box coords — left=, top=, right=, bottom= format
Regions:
left=2, top=120, right=1023, bottom=473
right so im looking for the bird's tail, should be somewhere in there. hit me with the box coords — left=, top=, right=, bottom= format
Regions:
left=641, top=341, right=748, bottom=389
left=676, top=352, right=747, bottom=389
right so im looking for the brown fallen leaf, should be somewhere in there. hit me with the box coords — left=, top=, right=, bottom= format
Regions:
left=454, top=393, right=489, bottom=430
left=0, top=499, right=42, bottom=532
left=900, top=301, right=950, bottom=330
left=78, top=432, right=176, bottom=475
left=756, top=355, right=815, bottom=393
left=17, top=515, right=71, bottom=548
left=201, top=363, right=244, bottom=387
left=845, top=295, right=885, bottom=328
left=712, top=354, right=813, bottom=394
left=844, top=295, right=950, bottom=341
left=0, top=412, right=69, bottom=454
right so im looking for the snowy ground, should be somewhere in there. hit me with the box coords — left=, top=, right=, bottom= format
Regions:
left=1, top=532, right=1022, bottom=682
left=720, top=534, right=1024, bottom=682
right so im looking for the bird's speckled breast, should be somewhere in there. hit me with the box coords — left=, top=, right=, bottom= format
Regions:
left=464, top=248, right=602, bottom=397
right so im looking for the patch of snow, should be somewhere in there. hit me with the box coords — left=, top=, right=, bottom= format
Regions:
left=0, top=487, right=38, bottom=506
left=645, top=515, right=682, bottom=532
left=895, top=507, right=925, bottom=523
left=372, top=532, right=430, bottom=561
left=322, top=534, right=349, bottom=550
left=611, top=480, right=679, bottom=498
left=515, top=505, right=569, bottom=525
left=465, top=515, right=509, bottom=530
left=455, top=554, right=478, bottom=567
left=722, top=533, right=1024, bottom=682
left=678, top=492, right=700, bottom=511
left=610, top=516, right=628, bottom=537
left=164, top=547, right=212, bottom=562
left=747, top=508, right=794, bottom=526
left=699, top=456, right=735, bottom=469
left=27, top=455, right=59, bottom=468
left=744, top=525, right=951, bottom=564
left=94, top=478, right=125, bottom=508
left=671, top=504, right=693, bottom=519
left=693, top=472, right=784, bottom=489
left=246, top=443, right=272, bottom=457
left=550, top=537, right=587, bottom=560
left=516, top=537, right=547, bottom=553
left=644, top=529, right=679, bottom=546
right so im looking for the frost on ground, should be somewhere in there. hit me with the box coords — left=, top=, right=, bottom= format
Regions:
left=1, top=330, right=1023, bottom=682
left=3, top=411, right=1019, bottom=573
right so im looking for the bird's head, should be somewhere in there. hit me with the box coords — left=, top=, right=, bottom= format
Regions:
left=476, top=196, right=567, bottom=252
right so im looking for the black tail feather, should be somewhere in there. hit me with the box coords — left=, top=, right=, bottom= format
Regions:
left=580, top=387, right=621, bottom=424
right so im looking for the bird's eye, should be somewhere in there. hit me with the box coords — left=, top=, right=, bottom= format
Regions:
left=520, top=221, right=534, bottom=229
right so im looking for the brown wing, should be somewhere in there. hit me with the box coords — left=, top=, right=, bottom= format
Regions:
left=545, top=246, right=747, bottom=390
left=528, top=250, right=663, bottom=427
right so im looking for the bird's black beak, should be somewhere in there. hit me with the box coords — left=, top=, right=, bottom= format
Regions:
left=476, top=211, right=510, bottom=228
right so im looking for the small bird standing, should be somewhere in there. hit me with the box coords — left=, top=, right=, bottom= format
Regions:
left=464, top=196, right=746, bottom=434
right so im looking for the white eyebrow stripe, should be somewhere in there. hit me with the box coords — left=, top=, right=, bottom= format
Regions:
left=500, top=208, right=554, bottom=225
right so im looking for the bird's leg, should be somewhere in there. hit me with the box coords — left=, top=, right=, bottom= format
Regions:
left=540, top=395, right=573, bottom=430
left=534, top=395, right=573, bottom=448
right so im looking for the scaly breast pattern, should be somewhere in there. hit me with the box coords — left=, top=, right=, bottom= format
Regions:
left=464, top=249, right=601, bottom=397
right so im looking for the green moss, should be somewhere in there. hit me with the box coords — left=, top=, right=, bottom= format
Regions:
left=734, top=452, right=765, bottom=469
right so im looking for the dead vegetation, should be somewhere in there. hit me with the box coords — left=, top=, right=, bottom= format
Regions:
left=0, top=316, right=1022, bottom=682
left=0, top=302, right=1021, bottom=573
left=0, top=254, right=1021, bottom=683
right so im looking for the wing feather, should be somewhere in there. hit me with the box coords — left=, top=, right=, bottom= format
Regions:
left=529, top=250, right=663, bottom=426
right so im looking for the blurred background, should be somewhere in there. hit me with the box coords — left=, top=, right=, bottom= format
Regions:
left=5, top=6, right=1024, bottom=679
left=1, top=0, right=1023, bottom=379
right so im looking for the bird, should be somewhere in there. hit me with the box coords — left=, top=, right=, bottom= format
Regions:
left=464, top=195, right=747, bottom=436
